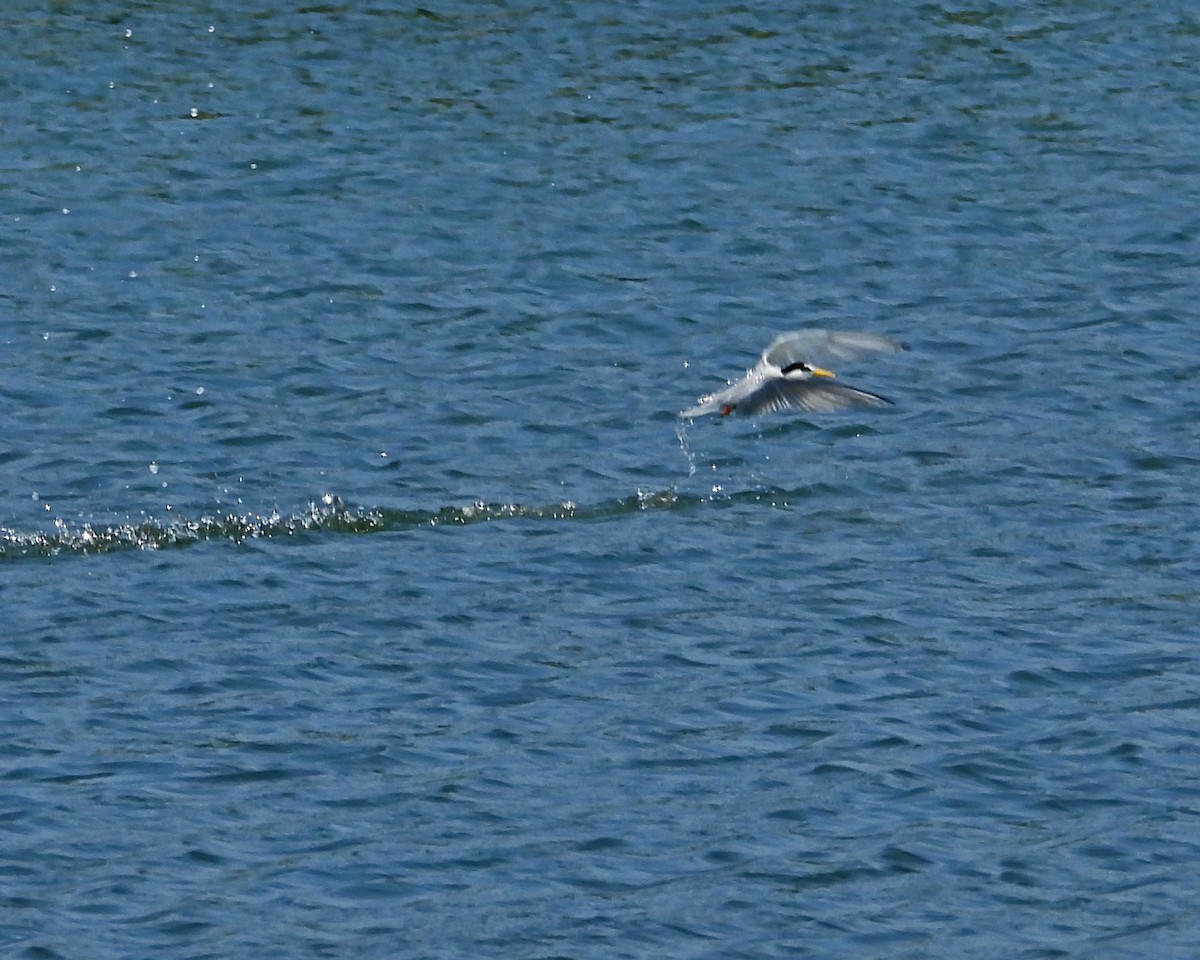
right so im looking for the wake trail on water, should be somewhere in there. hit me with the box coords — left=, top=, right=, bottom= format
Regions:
left=0, top=490, right=690, bottom=560
left=0, top=420, right=743, bottom=560
left=0, top=421, right=832, bottom=560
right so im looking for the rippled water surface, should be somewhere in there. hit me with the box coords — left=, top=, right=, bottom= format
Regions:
left=4, top=3, right=1200, bottom=958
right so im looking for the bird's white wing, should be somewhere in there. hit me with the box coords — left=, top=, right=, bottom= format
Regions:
left=738, top=378, right=893, bottom=415
left=679, top=363, right=768, bottom=417
left=763, top=330, right=906, bottom=370
left=679, top=393, right=727, bottom=418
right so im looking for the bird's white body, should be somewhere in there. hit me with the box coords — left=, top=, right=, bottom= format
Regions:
left=681, top=330, right=906, bottom=418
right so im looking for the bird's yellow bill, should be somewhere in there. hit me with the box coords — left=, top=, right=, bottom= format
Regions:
left=810, top=366, right=836, bottom=379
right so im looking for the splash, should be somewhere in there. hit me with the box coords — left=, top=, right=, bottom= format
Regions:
left=675, top=418, right=697, bottom=478
left=0, top=494, right=386, bottom=559
left=0, top=489, right=687, bottom=560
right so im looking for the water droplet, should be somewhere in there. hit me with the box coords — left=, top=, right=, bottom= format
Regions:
left=149, top=461, right=159, bottom=475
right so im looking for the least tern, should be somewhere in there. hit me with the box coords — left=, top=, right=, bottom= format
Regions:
left=681, top=329, right=907, bottom=418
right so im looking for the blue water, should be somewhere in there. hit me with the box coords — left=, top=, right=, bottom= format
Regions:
left=4, top=3, right=1200, bottom=957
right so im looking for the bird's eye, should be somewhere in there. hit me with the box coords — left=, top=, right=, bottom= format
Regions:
left=780, top=362, right=808, bottom=375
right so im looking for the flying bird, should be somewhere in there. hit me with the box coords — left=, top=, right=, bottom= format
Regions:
left=680, top=330, right=907, bottom=418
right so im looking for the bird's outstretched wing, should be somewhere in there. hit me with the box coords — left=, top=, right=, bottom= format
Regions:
left=737, top=378, right=892, bottom=416
left=763, top=330, right=907, bottom=370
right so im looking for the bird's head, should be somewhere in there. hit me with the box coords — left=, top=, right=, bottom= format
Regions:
left=780, top=361, right=836, bottom=379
